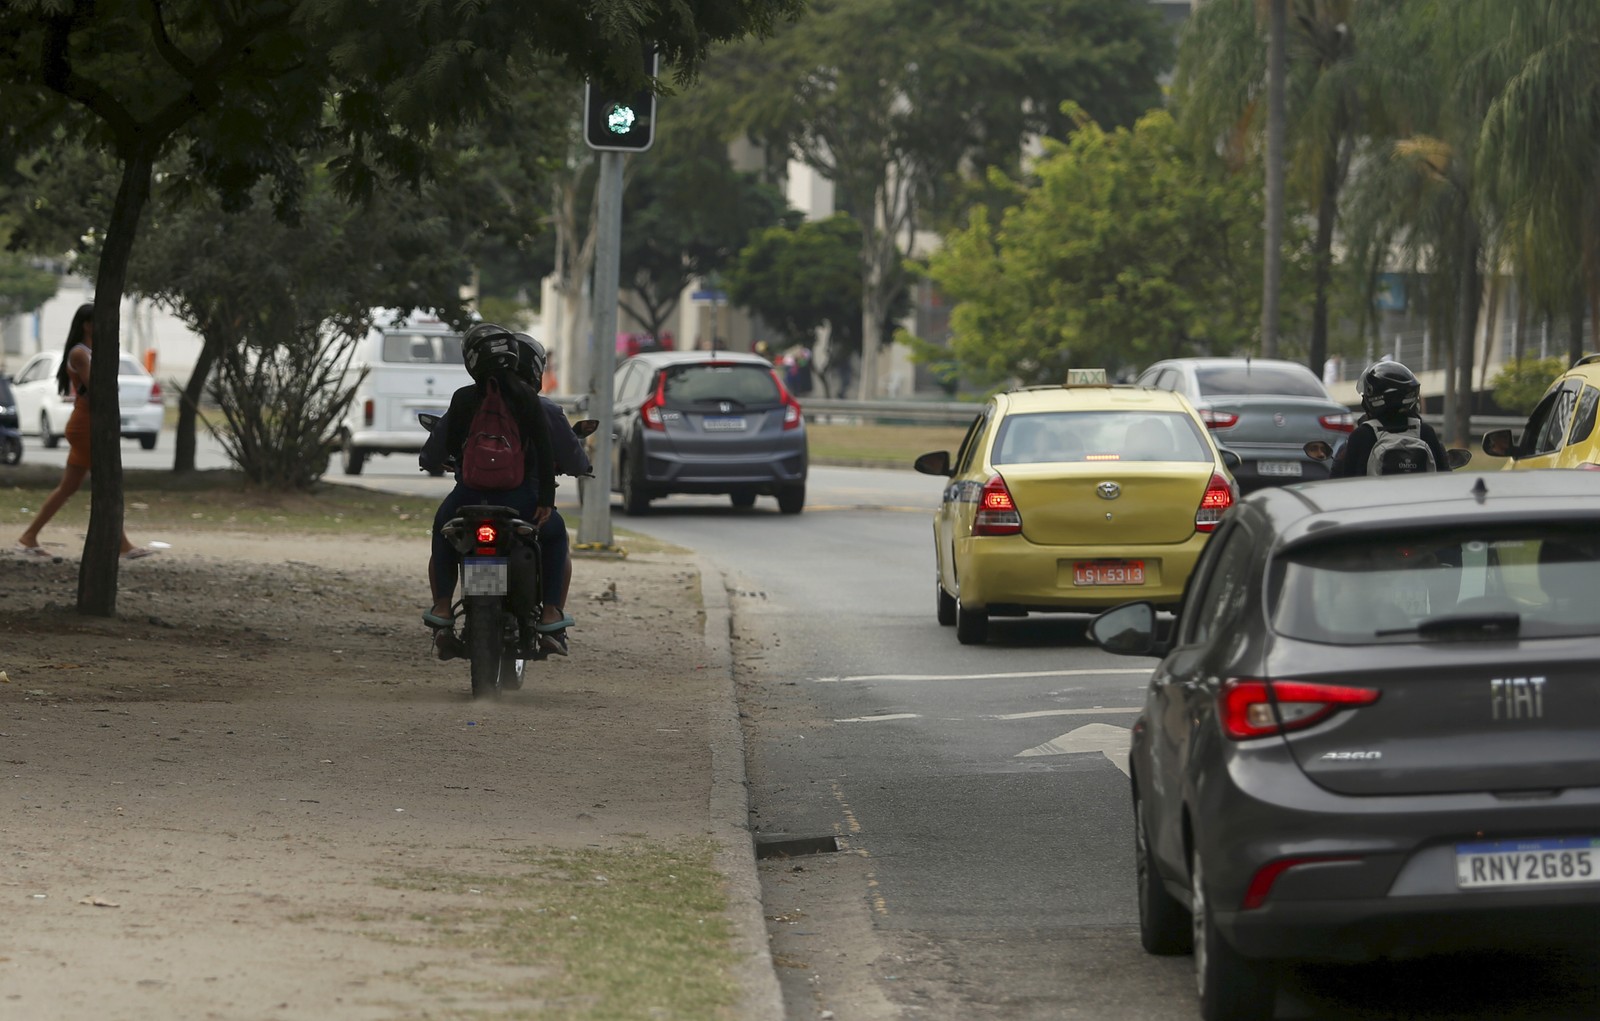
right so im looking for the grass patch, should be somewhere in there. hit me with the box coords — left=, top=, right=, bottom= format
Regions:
left=381, top=840, right=738, bottom=1021
left=806, top=421, right=969, bottom=467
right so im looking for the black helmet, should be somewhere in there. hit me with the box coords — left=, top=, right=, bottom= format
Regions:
left=1357, top=359, right=1421, bottom=417
left=462, top=322, right=522, bottom=381
left=511, top=332, right=547, bottom=389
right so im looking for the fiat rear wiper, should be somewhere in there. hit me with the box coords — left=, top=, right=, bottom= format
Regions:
left=1375, top=612, right=1521, bottom=638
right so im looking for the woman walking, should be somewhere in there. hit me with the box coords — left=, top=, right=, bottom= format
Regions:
left=15, top=303, right=153, bottom=559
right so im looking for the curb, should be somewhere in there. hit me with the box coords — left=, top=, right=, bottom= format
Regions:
left=698, top=555, right=785, bottom=1020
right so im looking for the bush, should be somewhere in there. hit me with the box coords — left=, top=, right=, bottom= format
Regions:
left=1491, top=357, right=1566, bottom=415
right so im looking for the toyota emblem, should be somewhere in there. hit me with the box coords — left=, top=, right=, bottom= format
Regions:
left=1097, top=481, right=1121, bottom=500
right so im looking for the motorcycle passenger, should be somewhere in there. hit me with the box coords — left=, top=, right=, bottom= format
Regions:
left=422, top=323, right=557, bottom=658
left=1331, top=359, right=1451, bottom=478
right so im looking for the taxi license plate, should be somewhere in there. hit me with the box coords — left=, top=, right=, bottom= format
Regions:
left=702, top=416, right=748, bottom=431
left=1257, top=460, right=1302, bottom=477
left=1073, top=560, right=1145, bottom=586
left=1455, top=837, right=1600, bottom=889
left=462, top=557, right=507, bottom=596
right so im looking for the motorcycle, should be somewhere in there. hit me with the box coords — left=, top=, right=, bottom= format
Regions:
left=0, top=374, right=22, bottom=466
left=418, top=411, right=598, bottom=698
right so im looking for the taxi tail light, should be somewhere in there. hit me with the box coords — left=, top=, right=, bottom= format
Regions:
left=1242, top=855, right=1361, bottom=910
left=640, top=375, right=667, bottom=432
left=1200, top=409, right=1238, bottom=429
left=1319, top=412, right=1356, bottom=432
left=1194, top=473, right=1234, bottom=532
left=1220, top=678, right=1382, bottom=740
left=1577, top=463, right=1600, bottom=471
left=972, top=475, right=1022, bottom=536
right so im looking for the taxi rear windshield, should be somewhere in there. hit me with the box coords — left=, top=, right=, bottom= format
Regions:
left=993, top=411, right=1212, bottom=464
left=662, top=364, right=781, bottom=409
left=1269, top=527, right=1600, bottom=644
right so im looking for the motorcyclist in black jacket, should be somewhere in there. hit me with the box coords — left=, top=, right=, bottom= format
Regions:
left=1331, top=360, right=1451, bottom=478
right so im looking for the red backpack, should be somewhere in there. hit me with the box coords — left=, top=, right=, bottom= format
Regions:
left=460, top=378, right=525, bottom=490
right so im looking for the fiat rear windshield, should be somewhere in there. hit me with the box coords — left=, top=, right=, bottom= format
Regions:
left=1196, top=364, right=1327, bottom=398
left=662, top=363, right=782, bottom=408
left=1269, top=527, right=1600, bottom=644
left=993, top=411, right=1213, bottom=464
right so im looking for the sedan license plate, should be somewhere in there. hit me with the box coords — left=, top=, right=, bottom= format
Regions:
left=1455, top=837, right=1600, bottom=889
left=1073, top=560, right=1145, bottom=586
left=1256, top=460, right=1302, bottom=477
left=462, top=557, right=507, bottom=596
left=701, top=416, right=748, bottom=432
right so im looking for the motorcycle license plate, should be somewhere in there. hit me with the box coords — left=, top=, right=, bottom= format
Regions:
left=462, top=557, right=507, bottom=596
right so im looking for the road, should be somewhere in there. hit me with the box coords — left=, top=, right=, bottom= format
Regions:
left=34, top=429, right=1600, bottom=1019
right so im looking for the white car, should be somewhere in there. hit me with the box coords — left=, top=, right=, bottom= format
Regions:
left=10, top=348, right=164, bottom=450
left=334, top=311, right=472, bottom=475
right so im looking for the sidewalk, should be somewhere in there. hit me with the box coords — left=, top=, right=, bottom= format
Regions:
left=0, top=533, right=782, bottom=1020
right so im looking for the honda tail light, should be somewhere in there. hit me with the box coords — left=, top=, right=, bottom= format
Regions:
left=1319, top=412, right=1356, bottom=432
left=148, top=381, right=163, bottom=405
left=1200, top=409, right=1238, bottom=429
left=1194, top=473, right=1234, bottom=532
left=640, top=375, right=667, bottom=432
left=772, top=373, right=803, bottom=430
left=972, top=475, right=1022, bottom=536
left=1220, top=678, right=1381, bottom=740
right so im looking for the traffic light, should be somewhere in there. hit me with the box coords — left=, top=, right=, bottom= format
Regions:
left=584, top=44, right=658, bottom=152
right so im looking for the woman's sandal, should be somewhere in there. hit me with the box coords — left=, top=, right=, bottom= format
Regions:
left=422, top=611, right=455, bottom=629
left=534, top=614, right=575, bottom=634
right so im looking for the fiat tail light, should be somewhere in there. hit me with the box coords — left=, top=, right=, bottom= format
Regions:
left=1319, top=412, right=1356, bottom=432
left=1199, top=409, right=1238, bottom=429
left=1220, top=678, right=1381, bottom=740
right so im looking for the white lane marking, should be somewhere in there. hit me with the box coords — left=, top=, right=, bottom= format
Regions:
left=834, top=713, right=922, bottom=724
left=1017, top=723, right=1132, bottom=777
left=990, top=707, right=1141, bottom=720
left=814, top=668, right=1151, bottom=683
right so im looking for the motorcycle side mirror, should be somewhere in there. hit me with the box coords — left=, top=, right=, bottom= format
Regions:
left=1481, top=429, right=1515, bottom=458
left=914, top=450, right=953, bottom=477
left=1303, top=439, right=1335, bottom=462
left=1446, top=448, right=1473, bottom=470
left=571, top=419, right=600, bottom=438
left=417, top=412, right=440, bottom=431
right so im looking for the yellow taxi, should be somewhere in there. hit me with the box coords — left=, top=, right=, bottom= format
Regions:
left=1481, top=354, right=1600, bottom=470
left=914, top=373, right=1241, bottom=644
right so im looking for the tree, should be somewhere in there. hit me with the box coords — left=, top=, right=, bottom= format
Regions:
left=0, top=253, right=57, bottom=320
left=727, top=212, right=867, bottom=396
left=619, top=112, right=793, bottom=342
left=705, top=0, right=1171, bottom=399
left=918, top=109, right=1305, bottom=391
left=0, top=0, right=802, bottom=616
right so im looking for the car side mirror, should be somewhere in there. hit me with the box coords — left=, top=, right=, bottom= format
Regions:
left=1481, top=429, right=1515, bottom=458
left=1445, top=448, right=1473, bottom=470
left=914, top=450, right=953, bottom=477
left=572, top=419, right=600, bottom=438
left=1087, top=601, right=1160, bottom=657
left=1303, top=439, right=1335, bottom=462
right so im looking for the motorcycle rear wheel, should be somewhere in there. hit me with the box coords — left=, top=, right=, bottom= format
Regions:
left=464, top=599, right=504, bottom=698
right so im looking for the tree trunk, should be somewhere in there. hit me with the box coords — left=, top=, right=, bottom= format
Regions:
left=80, top=149, right=154, bottom=616
left=1478, top=276, right=1500, bottom=394
left=1451, top=240, right=1481, bottom=447
left=1261, top=0, right=1287, bottom=359
left=1569, top=285, right=1585, bottom=366
left=174, top=326, right=225, bottom=473
left=1308, top=152, right=1338, bottom=377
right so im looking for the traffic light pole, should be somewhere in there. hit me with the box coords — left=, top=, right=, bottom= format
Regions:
left=579, top=149, right=625, bottom=548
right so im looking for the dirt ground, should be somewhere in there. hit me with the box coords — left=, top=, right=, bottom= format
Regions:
left=0, top=529, right=759, bottom=1020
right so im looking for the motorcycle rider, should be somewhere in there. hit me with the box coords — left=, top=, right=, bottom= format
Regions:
left=421, top=323, right=556, bottom=659
left=1331, top=359, right=1451, bottom=478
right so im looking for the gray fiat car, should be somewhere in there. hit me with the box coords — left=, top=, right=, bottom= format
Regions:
left=609, top=350, right=808, bottom=515
left=1089, top=470, right=1600, bottom=1021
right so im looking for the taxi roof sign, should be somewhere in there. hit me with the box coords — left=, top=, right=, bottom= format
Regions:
left=1065, top=368, right=1109, bottom=386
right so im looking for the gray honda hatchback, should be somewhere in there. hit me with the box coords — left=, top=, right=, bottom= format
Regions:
left=609, top=350, right=808, bottom=515
left=1089, top=470, right=1600, bottom=1021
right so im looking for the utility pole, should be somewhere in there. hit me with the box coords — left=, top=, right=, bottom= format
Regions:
left=1261, top=0, right=1286, bottom=359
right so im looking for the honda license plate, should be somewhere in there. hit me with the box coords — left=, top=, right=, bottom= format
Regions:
left=462, top=557, right=507, bottom=596
left=702, top=416, right=748, bottom=431
left=1257, top=460, right=1303, bottom=477
left=1456, top=837, right=1600, bottom=889
left=1073, top=560, right=1145, bottom=586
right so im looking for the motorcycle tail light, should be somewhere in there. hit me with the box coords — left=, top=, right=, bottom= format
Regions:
left=474, top=522, right=499, bottom=555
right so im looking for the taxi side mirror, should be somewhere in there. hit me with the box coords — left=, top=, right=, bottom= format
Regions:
left=1218, top=448, right=1242, bottom=470
left=914, top=450, right=953, bottom=477
left=1481, top=429, right=1515, bottom=458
